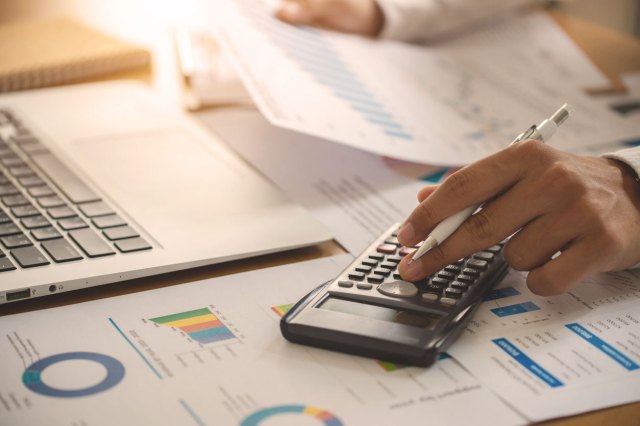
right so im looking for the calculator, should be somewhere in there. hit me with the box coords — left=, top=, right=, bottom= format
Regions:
left=281, top=223, right=510, bottom=367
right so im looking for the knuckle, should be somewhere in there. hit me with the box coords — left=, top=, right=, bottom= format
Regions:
left=443, top=170, right=473, bottom=197
left=462, top=210, right=494, bottom=243
left=547, top=162, right=586, bottom=195
left=415, top=201, right=438, bottom=226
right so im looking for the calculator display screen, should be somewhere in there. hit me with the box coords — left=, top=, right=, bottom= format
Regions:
left=318, top=297, right=443, bottom=329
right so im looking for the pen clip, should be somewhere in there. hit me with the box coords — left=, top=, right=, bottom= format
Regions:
left=511, top=125, right=537, bottom=145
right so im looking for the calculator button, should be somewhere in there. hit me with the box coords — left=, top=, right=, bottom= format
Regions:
left=445, top=288, right=464, bottom=298
left=378, top=281, right=418, bottom=298
left=369, top=253, right=385, bottom=261
left=486, top=245, right=502, bottom=253
left=421, top=293, right=439, bottom=302
left=362, top=259, right=378, bottom=267
left=424, top=283, right=443, bottom=294
left=355, top=265, right=372, bottom=273
left=444, top=265, right=461, bottom=274
left=376, top=244, right=397, bottom=254
left=357, top=282, right=373, bottom=290
left=399, top=247, right=415, bottom=256
left=473, top=252, right=495, bottom=262
left=379, top=262, right=396, bottom=270
left=461, top=268, right=480, bottom=277
left=367, top=274, right=385, bottom=284
left=456, top=274, right=474, bottom=284
left=467, top=259, right=488, bottom=270
left=384, top=237, right=400, bottom=246
left=374, top=268, right=391, bottom=277
left=437, top=271, right=455, bottom=280
left=348, top=271, right=366, bottom=281
left=440, top=297, right=458, bottom=307
left=338, top=280, right=354, bottom=288
left=430, top=277, right=450, bottom=287
left=450, top=281, right=469, bottom=290
left=386, top=255, right=402, bottom=263
left=393, top=272, right=402, bottom=280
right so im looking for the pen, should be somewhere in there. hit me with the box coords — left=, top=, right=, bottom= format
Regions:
left=409, top=103, right=572, bottom=264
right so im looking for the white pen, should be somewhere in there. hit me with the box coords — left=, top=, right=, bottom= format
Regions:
left=409, top=103, right=572, bottom=264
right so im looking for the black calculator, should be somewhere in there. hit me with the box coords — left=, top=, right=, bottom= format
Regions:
left=281, top=223, right=510, bottom=367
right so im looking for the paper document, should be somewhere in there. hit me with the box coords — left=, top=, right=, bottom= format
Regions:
left=198, top=108, right=439, bottom=255
left=0, top=256, right=525, bottom=426
left=212, top=0, right=639, bottom=165
left=448, top=268, right=640, bottom=422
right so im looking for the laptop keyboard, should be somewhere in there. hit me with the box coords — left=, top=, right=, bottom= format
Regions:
left=0, top=109, right=151, bottom=272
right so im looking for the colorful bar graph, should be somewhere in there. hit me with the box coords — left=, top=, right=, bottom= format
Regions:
left=150, top=308, right=235, bottom=345
left=271, top=304, right=293, bottom=318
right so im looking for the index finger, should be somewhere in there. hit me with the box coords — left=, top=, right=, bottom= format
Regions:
left=396, top=143, right=533, bottom=247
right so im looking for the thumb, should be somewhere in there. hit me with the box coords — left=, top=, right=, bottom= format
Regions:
left=276, top=0, right=315, bottom=24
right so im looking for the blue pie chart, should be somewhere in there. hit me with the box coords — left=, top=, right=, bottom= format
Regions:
left=22, top=352, right=125, bottom=398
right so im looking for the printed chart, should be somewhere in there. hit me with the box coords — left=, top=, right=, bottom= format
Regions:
left=110, top=305, right=244, bottom=379
left=150, top=308, right=236, bottom=345
left=215, top=0, right=640, bottom=165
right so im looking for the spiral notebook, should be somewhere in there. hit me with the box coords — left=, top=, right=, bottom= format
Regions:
left=0, top=18, right=151, bottom=92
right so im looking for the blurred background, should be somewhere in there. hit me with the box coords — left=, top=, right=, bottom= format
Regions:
left=1, top=0, right=639, bottom=37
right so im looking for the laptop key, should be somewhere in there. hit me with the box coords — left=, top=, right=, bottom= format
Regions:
left=38, top=195, right=66, bottom=208
left=0, top=210, right=11, bottom=223
left=69, top=228, right=115, bottom=257
left=92, top=214, right=126, bottom=229
left=31, top=227, right=62, bottom=241
left=0, top=184, right=20, bottom=197
left=11, top=246, right=50, bottom=268
left=11, top=204, right=39, bottom=218
left=103, top=226, right=139, bottom=241
left=78, top=201, right=114, bottom=218
left=0, top=223, right=21, bottom=237
left=18, top=175, right=45, bottom=187
left=58, top=217, right=88, bottom=230
left=1, top=234, right=32, bottom=249
left=31, top=152, right=101, bottom=204
left=114, top=237, right=152, bottom=253
left=21, top=215, right=50, bottom=229
left=9, top=166, right=34, bottom=178
left=28, top=185, right=56, bottom=198
left=3, top=194, right=30, bottom=207
left=19, top=141, right=49, bottom=156
left=48, top=206, right=76, bottom=219
left=0, top=256, right=16, bottom=272
left=41, top=239, right=83, bottom=263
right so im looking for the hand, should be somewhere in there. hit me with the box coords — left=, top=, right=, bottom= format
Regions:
left=276, top=0, right=384, bottom=37
left=396, top=141, right=640, bottom=296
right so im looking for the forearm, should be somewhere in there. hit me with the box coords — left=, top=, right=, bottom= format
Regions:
left=377, top=0, right=544, bottom=42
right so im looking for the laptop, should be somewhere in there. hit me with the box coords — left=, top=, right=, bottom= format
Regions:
left=0, top=81, right=332, bottom=304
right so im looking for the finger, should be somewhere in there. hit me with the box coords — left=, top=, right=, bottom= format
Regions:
left=396, top=142, right=540, bottom=247
left=504, top=211, right=583, bottom=271
left=526, top=238, right=601, bottom=296
left=417, top=185, right=438, bottom=203
left=276, top=0, right=316, bottom=24
left=398, top=178, right=545, bottom=281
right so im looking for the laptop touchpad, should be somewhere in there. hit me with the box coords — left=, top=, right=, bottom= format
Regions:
left=70, top=128, right=278, bottom=243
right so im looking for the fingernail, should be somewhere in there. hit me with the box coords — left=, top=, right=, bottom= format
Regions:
left=401, top=257, right=423, bottom=281
left=397, top=222, right=415, bottom=245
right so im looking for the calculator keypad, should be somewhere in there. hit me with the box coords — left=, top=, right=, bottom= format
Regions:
left=332, top=225, right=504, bottom=310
